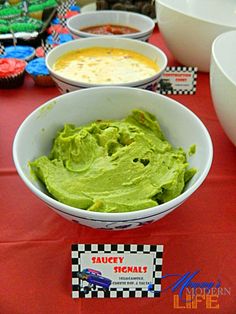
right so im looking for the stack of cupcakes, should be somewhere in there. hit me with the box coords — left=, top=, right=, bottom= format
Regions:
left=0, top=0, right=78, bottom=88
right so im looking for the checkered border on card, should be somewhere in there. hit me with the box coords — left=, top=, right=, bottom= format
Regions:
left=157, top=66, right=198, bottom=95
left=71, top=244, right=164, bottom=298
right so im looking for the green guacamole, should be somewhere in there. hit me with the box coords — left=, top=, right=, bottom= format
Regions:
left=30, top=110, right=197, bottom=213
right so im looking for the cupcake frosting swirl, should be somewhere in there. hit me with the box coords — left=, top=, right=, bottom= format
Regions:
left=1, top=45, right=35, bottom=60
left=0, top=58, right=26, bottom=77
left=26, top=57, right=49, bottom=76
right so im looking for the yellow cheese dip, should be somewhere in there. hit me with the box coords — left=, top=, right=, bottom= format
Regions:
left=52, top=47, right=159, bottom=84
left=30, top=110, right=196, bottom=213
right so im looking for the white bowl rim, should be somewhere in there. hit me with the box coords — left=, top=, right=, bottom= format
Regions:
left=68, top=28, right=152, bottom=41
left=13, top=86, right=213, bottom=221
left=157, top=0, right=236, bottom=28
left=211, top=30, right=236, bottom=88
left=45, top=37, right=168, bottom=87
left=67, top=10, right=155, bottom=39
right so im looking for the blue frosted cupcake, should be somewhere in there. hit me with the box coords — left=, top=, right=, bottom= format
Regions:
left=0, top=45, right=35, bottom=61
left=26, top=57, right=55, bottom=87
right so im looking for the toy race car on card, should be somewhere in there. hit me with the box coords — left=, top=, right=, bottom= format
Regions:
left=78, top=268, right=112, bottom=294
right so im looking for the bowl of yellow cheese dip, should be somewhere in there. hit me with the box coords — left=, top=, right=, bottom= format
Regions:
left=45, top=37, right=167, bottom=93
left=13, top=87, right=213, bottom=230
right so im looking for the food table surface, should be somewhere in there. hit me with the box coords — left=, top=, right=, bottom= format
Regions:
left=0, top=27, right=236, bottom=314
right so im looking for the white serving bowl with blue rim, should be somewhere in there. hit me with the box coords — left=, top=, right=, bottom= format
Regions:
left=13, top=86, right=213, bottom=230
left=45, top=37, right=167, bottom=94
left=67, top=10, right=155, bottom=42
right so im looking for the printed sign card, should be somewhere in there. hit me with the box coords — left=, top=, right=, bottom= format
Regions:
left=157, top=67, right=198, bottom=95
left=72, top=244, right=164, bottom=298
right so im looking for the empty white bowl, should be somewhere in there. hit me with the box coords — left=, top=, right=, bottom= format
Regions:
left=156, top=0, right=236, bottom=72
left=46, top=37, right=167, bottom=94
left=210, top=30, right=236, bottom=146
left=67, top=10, right=155, bottom=41
left=13, top=87, right=213, bottom=230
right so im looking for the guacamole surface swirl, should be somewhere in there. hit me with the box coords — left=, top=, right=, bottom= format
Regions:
left=30, top=110, right=196, bottom=213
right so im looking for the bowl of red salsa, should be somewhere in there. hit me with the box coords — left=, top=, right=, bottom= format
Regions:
left=81, top=24, right=139, bottom=35
left=67, top=10, right=155, bottom=42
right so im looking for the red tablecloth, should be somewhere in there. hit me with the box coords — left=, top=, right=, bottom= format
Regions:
left=0, top=28, right=236, bottom=314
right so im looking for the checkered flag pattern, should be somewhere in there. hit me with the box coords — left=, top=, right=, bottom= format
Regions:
left=57, top=4, right=67, bottom=16
left=60, top=17, right=67, bottom=27
left=0, top=42, right=5, bottom=55
left=157, top=66, right=198, bottom=95
left=191, top=67, right=198, bottom=94
left=61, top=1, right=72, bottom=11
left=52, top=31, right=60, bottom=44
left=72, top=244, right=164, bottom=298
left=42, top=42, right=53, bottom=55
left=67, top=0, right=76, bottom=6
left=57, top=0, right=77, bottom=17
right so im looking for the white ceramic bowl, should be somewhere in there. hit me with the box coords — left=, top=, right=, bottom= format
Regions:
left=156, top=0, right=236, bottom=72
left=210, top=31, right=236, bottom=146
left=46, top=37, right=167, bottom=94
left=13, top=87, right=213, bottom=230
left=67, top=10, right=155, bottom=42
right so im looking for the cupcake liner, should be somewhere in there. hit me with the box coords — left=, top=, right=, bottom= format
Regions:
left=0, top=58, right=26, bottom=89
left=31, top=74, right=55, bottom=87
left=0, top=70, right=25, bottom=89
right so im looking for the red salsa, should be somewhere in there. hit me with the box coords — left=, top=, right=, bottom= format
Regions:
left=80, top=24, right=139, bottom=35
